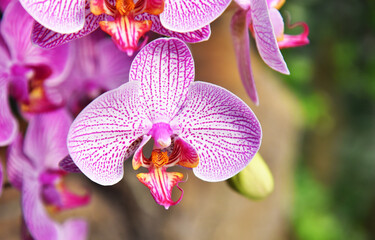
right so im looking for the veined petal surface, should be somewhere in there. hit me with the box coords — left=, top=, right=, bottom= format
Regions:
left=32, top=4, right=106, bottom=49
left=68, top=82, right=151, bottom=185
left=19, top=0, right=86, bottom=34
left=135, top=14, right=211, bottom=43
left=160, top=0, right=231, bottom=32
left=130, top=38, right=194, bottom=123
left=24, top=109, right=72, bottom=172
left=231, top=9, right=259, bottom=105
left=171, top=82, right=262, bottom=182
left=250, top=0, right=289, bottom=74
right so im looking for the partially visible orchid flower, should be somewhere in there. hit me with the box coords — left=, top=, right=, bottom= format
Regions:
left=20, top=0, right=231, bottom=55
left=0, top=1, right=70, bottom=146
left=65, top=38, right=262, bottom=209
left=7, top=108, right=89, bottom=240
left=59, top=31, right=133, bottom=115
left=231, top=0, right=309, bottom=105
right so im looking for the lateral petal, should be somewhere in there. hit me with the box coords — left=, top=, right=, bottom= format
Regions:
left=31, top=4, right=106, bottom=49
left=250, top=0, right=289, bottom=74
left=24, top=108, right=72, bottom=171
left=160, top=0, right=231, bottom=32
left=19, top=0, right=85, bottom=34
left=231, top=9, right=259, bottom=105
left=130, top=38, right=194, bottom=122
left=135, top=13, right=211, bottom=43
left=171, top=82, right=262, bottom=182
left=67, top=81, right=151, bottom=185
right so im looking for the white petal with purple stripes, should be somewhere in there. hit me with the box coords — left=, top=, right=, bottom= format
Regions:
left=20, top=0, right=85, bottom=34
left=171, top=82, right=262, bottom=182
left=251, top=0, right=289, bottom=74
left=160, top=0, right=231, bottom=32
left=31, top=3, right=107, bottom=49
left=129, top=38, right=194, bottom=123
left=67, top=81, right=151, bottom=185
left=135, top=14, right=211, bottom=43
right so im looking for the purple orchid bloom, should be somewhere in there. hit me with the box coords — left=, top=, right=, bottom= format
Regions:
left=7, top=108, right=89, bottom=240
left=231, top=0, right=309, bottom=105
left=0, top=1, right=70, bottom=146
left=58, top=31, right=133, bottom=115
left=66, top=38, right=262, bottom=209
left=20, top=0, right=231, bottom=55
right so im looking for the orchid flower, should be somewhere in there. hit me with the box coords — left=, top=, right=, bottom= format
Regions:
left=7, top=108, right=89, bottom=240
left=231, top=0, right=309, bottom=105
left=0, top=1, right=70, bottom=146
left=21, top=0, right=231, bottom=56
left=65, top=38, right=262, bottom=209
left=59, top=31, right=133, bottom=115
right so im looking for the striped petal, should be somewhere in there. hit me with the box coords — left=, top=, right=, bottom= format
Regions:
left=19, top=0, right=86, bottom=34
left=231, top=9, right=259, bottom=105
left=171, top=82, right=262, bottom=182
left=99, top=15, right=152, bottom=56
left=137, top=166, right=183, bottom=209
left=160, top=0, right=231, bottom=32
left=129, top=38, right=194, bottom=123
left=135, top=13, right=211, bottom=43
left=24, top=109, right=72, bottom=171
left=31, top=4, right=106, bottom=49
left=67, top=81, right=151, bottom=185
left=250, top=0, right=289, bottom=74
left=0, top=77, right=18, bottom=146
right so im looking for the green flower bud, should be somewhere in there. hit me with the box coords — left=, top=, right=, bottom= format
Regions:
left=227, top=153, right=274, bottom=200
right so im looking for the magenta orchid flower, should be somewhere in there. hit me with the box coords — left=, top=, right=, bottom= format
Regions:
left=231, top=0, right=309, bottom=105
left=20, top=0, right=231, bottom=55
left=66, top=38, right=262, bottom=209
left=58, top=31, right=133, bottom=115
left=7, top=108, right=89, bottom=240
left=0, top=1, right=70, bottom=146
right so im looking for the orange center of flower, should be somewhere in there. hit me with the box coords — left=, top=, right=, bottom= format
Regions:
left=151, top=149, right=169, bottom=168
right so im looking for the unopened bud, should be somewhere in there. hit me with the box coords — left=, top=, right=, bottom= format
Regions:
left=227, top=153, right=274, bottom=200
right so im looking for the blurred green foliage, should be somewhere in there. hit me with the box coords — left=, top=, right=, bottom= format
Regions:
left=279, top=0, right=375, bottom=239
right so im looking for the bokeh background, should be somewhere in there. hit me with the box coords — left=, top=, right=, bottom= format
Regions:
left=1, top=0, right=375, bottom=239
